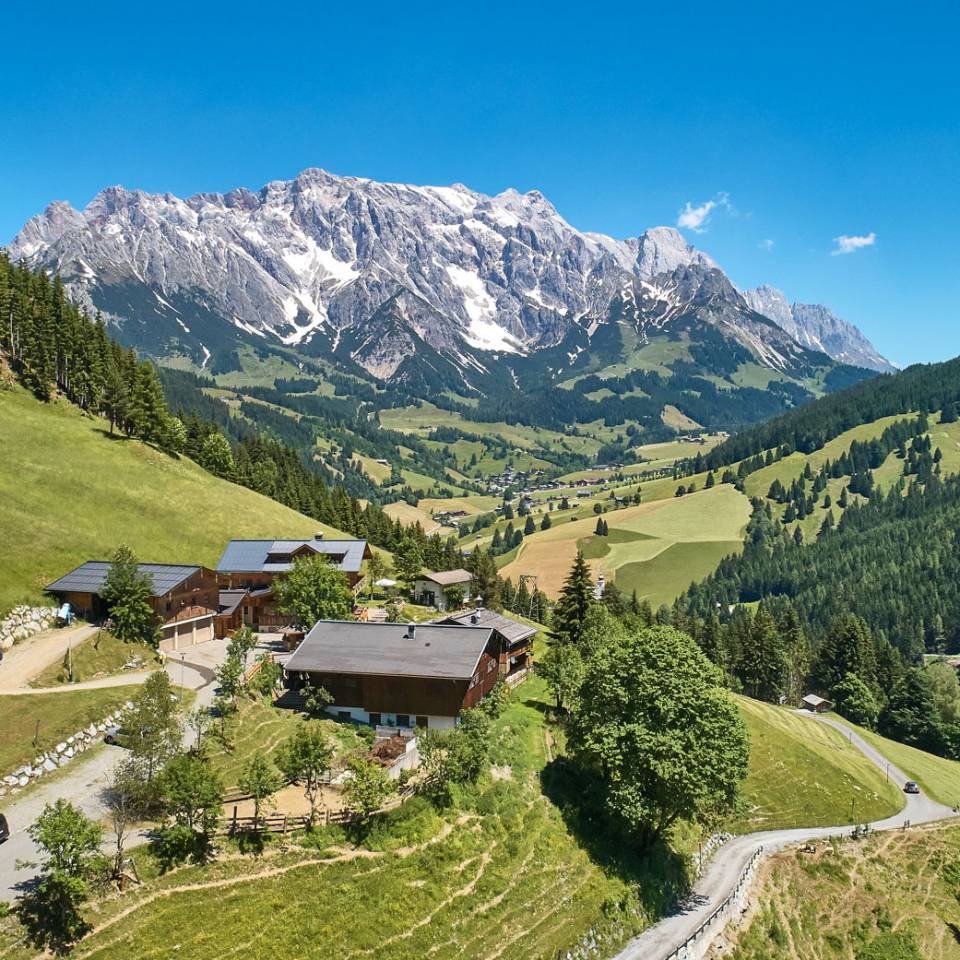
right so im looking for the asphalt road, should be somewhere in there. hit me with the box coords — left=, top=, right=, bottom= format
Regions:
left=614, top=713, right=956, bottom=960
left=0, top=640, right=228, bottom=901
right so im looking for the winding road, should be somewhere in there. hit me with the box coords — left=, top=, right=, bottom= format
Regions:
left=614, top=714, right=957, bottom=960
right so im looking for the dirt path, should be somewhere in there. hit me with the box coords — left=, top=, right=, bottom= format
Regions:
left=0, top=670, right=155, bottom=695
left=0, top=623, right=99, bottom=690
left=613, top=712, right=957, bottom=960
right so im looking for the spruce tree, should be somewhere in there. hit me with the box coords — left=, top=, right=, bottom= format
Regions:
left=551, top=550, right=596, bottom=645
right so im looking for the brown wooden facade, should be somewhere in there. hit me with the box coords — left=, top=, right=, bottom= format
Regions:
left=288, top=646, right=501, bottom=721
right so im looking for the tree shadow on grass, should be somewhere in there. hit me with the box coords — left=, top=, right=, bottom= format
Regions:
left=539, top=755, right=690, bottom=921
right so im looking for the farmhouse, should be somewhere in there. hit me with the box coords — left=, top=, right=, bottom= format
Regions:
left=414, top=569, right=474, bottom=611
left=433, top=607, right=535, bottom=683
left=802, top=694, right=832, bottom=713
left=284, top=620, right=500, bottom=729
left=46, top=561, right=219, bottom=651
left=216, top=535, right=372, bottom=630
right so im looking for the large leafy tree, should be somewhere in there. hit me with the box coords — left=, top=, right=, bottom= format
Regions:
left=159, top=752, right=225, bottom=837
left=125, top=670, right=183, bottom=786
left=276, top=724, right=334, bottom=828
left=274, top=554, right=354, bottom=626
left=571, top=625, right=750, bottom=849
left=101, top=544, right=158, bottom=644
left=239, top=751, right=282, bottom=825
left=551, top=550, right=595, bottom=645
left=20, top=799, right=107, bottom=953
left=342, top=756, right=395, bottom=838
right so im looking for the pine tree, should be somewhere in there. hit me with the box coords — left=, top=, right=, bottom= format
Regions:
left=551, top=551, right=595, bottom=645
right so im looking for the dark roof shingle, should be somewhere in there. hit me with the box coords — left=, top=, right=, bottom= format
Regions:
left=437, top=608, right=537, bottom=644
left=285, top=621, right=493, bottom=680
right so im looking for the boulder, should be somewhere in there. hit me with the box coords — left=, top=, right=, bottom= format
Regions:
left=86, top=724, right=98, bottom=737
left=17, top=776, right=28, bottom=788
left=43, top=757, right=57, bottom=772
left=64, top=747, right=75, bottom=759
left=56, top=742, right=68, bottom=754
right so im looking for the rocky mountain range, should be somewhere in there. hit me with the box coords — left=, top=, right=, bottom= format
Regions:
left=7, top=168, right=893, bottom=396
left=742, top=285, right=895, bottom=373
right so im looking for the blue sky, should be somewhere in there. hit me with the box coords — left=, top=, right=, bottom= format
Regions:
left=2, top=0, right=957, bottom=366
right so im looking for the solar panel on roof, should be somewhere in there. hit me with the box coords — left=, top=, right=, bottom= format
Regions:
left=46, top=561, right=200, bottom=597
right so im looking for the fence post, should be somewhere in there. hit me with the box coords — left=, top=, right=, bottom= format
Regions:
left=232, top=805, right=237, bottom=835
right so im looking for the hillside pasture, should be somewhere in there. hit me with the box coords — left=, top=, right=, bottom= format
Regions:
left=0, top=388, right=345, bottom=611
left=733, top=698, right=903, bottom=832
left=501, top=486, right=750, bottom=600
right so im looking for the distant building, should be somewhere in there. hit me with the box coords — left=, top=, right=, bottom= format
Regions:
left=46, top=561, right=219, bottom=651
left=284, top=620, right=500, bottom=729
left=801, top=694, right=832, bottom=713
left=413, top=569, right=474, bottom=611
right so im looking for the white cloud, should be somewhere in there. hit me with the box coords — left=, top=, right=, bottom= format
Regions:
left=758, top=238, right=775, bottom=251
left=677, top=192, right=731, bottom=233
left=831, top=232, right=877, bottom=255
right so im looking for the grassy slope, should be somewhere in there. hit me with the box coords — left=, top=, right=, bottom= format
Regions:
left=829, top=715, right=960, bottom=807
left=734, top=698, right=903, bottom=832
left=208, top=697, right=363, bottom=789
left=16, top=674, right=684, bottom=960
left=727, top=825, right=960, bottom=960
left=31, top=630, right=159, bottom=687
left=500, top=485, right=750, bottom=602
left=0, top=387, right=346, bottom=611
left=0, top=686, right=137, bottom=773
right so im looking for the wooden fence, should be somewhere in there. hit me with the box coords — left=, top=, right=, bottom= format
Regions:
left=220, top=782, right=417, bottom=836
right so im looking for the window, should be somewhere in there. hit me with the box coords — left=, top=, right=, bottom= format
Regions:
left=396, top=714, right=410, bottom=728
left=416, top=716, right=429, bottom=728
left=369, top=712, right=382, bottom=726
left=338, top=710, right=351, bottom=720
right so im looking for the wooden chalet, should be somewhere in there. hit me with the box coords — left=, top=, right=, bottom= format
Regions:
left=46, top=562, right=219, bottom=651
left=433, top=607, right=535, bottom=683
left=283, top=620, right=500, bottom=729
left=216, top=535, right=372, bottom=630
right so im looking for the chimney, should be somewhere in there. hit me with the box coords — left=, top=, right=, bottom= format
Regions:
left=406, top=624, right=416, bottom=640
left=314, top=532, right=324, bottom=541
left=470, top=612, right=480, bottom=624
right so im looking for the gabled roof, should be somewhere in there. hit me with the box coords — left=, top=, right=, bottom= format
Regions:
left=419, top=569, right=473, bottom=587
left=437, top=608, right=537, bottom=645
left=47, top=561, right=203, bottom=598
left=286, top=621, right=494, bottom=680
left=217, top=538, right=370, bottom=574
left=802, top=694, right=831, bottom=707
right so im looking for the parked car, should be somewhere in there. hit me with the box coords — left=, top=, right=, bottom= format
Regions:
left=904, top=780, right=920, bottom=794
left=104, top=725, right=125, bottom=746
left=0, top=813, right=9, bottom=844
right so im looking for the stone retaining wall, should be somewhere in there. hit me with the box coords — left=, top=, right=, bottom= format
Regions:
left=0, top=701, right=133, bottom=800
left=0, top=605, right=58, bottom=653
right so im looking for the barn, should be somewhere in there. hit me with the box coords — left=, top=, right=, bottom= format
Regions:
left=46, top=561, right=220, bottom=651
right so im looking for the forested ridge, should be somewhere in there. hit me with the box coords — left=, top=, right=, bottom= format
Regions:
left=704, top=355, right=960, bottom=468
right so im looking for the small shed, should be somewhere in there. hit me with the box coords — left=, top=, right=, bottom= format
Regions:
left=802, top=694, right=831, bottom=713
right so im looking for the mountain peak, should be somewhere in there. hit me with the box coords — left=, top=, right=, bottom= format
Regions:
left=743, top=286, right=894, bottom=372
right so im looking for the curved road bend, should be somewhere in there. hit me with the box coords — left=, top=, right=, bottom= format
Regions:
left=614, top=714, right=956, bottom=960
left=0, top=643, right=225, bottom=901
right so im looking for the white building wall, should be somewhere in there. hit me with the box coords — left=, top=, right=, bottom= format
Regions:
left=323, top=704, right=456, bottom=730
